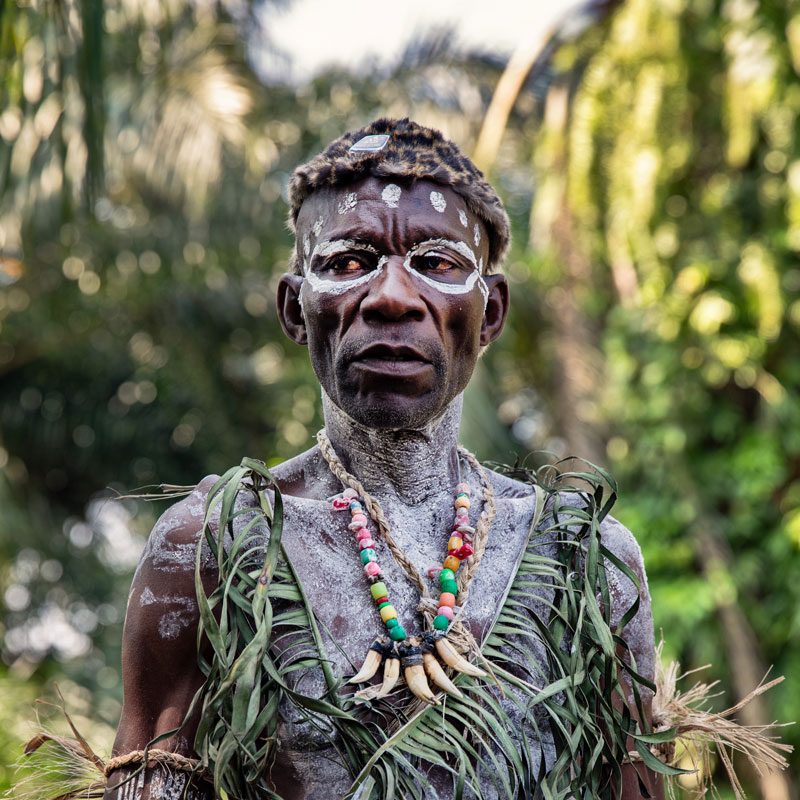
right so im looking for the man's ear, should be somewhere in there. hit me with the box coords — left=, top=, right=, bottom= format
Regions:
left=277, top=273, right=307, bottom=345
left=480, top=273, right=509, bottom=347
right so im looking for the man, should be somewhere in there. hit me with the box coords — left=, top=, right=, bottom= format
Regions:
left=103, top=118, right=662, bottom=799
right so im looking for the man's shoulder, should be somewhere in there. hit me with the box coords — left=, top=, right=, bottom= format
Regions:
left=140, top=474, right=221, bottom=573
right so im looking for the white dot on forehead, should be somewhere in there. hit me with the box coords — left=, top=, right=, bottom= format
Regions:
left=337, top=192, right=358, bottom=215
left=303, top=235, right=310, bottom=256
left=458, top=209, right=468, bottom=228
left=473, top=223, right=481, bottom=247
left=381, top=184, right=402, bottom=208
left=312, top=216, right=324, bottom=236
left=430, top=191, right=447, bottom=213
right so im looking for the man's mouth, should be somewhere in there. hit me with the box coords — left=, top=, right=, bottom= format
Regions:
left=350, top=343, right=432, bottom=376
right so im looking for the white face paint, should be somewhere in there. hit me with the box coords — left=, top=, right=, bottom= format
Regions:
left=473, top=223, right=481, bottom=247
left=381, top=183, right=402, bottom=208
left=337, top=192, right=358, bottom=214
left=303, top=239, right=386, bottom=296
left=403, top=238, right=489, bottom=307
left=301, top=237, right=488, bottom=307
left=458, top=209, right=468, bottom=228
left=303, top=234, right=311, bottom=256
left=429, top=191, right=447, bottom=213
left=312, top=216, right=325, bottom=236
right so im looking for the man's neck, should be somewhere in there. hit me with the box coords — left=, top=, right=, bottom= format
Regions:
left=321, top=392, right=463, bottom=505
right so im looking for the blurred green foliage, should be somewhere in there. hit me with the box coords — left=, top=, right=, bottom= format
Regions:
left=1, top=0, right=798, bottom=795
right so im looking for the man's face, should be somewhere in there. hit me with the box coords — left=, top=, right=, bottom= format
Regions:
left=278, top=176, right=508, bottom=430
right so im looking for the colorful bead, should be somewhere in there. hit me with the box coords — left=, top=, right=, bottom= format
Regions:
left=375, top=595, right=389, bottom=604
left=437, top=605, right=454, bottom=620
left=456, top=524, right=475, bottom=535
left=350, top=513, right=368, bottom=526
left=454, top=497, right=470, bottom=510
left=439, top=568, right=455, bottom=585
left=332, top=496, right=351, bottom=510
left=456, top=543, right=474, bottom=559
left=349, top=501, right=363, bottom=512
left=379, top=605, right=398, bottom=622
left=441, top=579, right=458, bottom=595
left=370, top=582, right=388, bottom=600
left=439, top=592, right=456, bottom=607
left=456, top=482, right=470, bottom=495
left=359, top=538, right=375, bottom=549
left=389, top=625, right=407, bottom=641
left=443, top=555, right=460, bottom=572
left=360, top=548, right=376, bottom=563
left=447, top=536, right=463, bottom=552
left=386, top=618, right=399, bottom=629
left=355, top=528, right=371, bottom=541
left=364, top=562, right=380, bottom=576
left=433, top=615, right=450, bottom=631
left=343, top=488, right=359, bottom=500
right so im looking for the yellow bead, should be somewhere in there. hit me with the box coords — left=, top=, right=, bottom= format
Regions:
left=448, top=536, right=463, bottom=552
left=379, top=605, right=398, bottom=623
left=443, top=555, right=461, bottom=572
left=454, top=497, right=470, bottom=510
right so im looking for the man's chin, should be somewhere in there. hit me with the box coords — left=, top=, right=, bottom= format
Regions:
left=337, top=390, right=444, bottom=432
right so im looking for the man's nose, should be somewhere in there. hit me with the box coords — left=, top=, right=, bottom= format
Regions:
left=360, top=256, right=426, bottom=321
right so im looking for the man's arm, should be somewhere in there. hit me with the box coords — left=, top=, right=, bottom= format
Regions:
left=102, top=476, right=219, bottom=800
left=601, top=515, right=665, bottom=800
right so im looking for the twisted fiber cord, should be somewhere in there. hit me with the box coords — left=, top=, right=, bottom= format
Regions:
left=316, top=429, right=496, bottom=630
left=104, top=749, right=209, bottom=779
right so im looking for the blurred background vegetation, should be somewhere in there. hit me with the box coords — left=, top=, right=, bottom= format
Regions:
left=1, top=0, right=798, bottom=796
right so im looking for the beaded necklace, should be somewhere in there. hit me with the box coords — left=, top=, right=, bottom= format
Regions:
left=317, top=429, right=496, bottom=703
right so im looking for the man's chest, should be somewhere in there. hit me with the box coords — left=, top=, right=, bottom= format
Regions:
left=277, top=490, right=539, bottom=679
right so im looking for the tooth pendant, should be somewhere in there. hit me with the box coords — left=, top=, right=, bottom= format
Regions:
left=349, top=639, right=386, bottom=684
left=349, top=633, right=485, bottom=702
left=422, top=652, right=463, bottom=698
left=433, top=633, right=487, bottom=678
left=375, top=649, right=401, bottom=698
left=399, top=640, right=439, bottom=705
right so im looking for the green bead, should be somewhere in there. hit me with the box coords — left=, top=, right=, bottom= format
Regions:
left=456, top=492, right=469, bottom=499
left=370, top=582, right=388, bottom=600
left=378, top=601, right=391, bottom=610
left=386, top=618, right=399, bottom=629
left=360, top=548, right=376, bottom=564
left=439, top=568, right=455, bottom=585
left=441, top=579, right=458, bottom=596
left=433, top=614, right=450, bottom=631
left=389, top=625, right=407, bottom=641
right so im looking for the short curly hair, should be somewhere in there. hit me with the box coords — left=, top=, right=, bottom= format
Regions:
left=288, top=117, right=510, bottom=272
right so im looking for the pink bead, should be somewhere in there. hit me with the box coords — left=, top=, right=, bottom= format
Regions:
left=332, top=497, right=350, bottom=511
left=364, top=562, right=381, bottom=576
left=343, top=488, right=359, bottom=500
left=427, top=566, right=442, bottom=579
left=355, top=528, right=371, bottom=540
left=350, top=513, right=368, bottom=527
left=359, top=538, right=375, bottom=549
left=437, top=605, right=454, bottom=620
left=456, top=482, right=470, bottom=495
left=455, top=508, right=469, bottom=519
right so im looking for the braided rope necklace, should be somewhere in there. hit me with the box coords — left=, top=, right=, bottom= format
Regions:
left=317, top=429, right=496, bottom=703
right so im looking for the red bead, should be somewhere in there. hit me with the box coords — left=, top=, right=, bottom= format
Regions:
left=456, top=543, right=474, bottom=559
left=332, top=497, right=350, bottom=511
left=375, top=595, right=389, bottom=604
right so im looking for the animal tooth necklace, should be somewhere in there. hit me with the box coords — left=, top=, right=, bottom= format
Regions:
left=317, top=429, right=496, bottom=704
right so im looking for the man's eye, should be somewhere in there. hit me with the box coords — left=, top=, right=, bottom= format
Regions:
left=329, top=255, right=367, bottom=273
left=416, top=254, right=455, bottom=272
